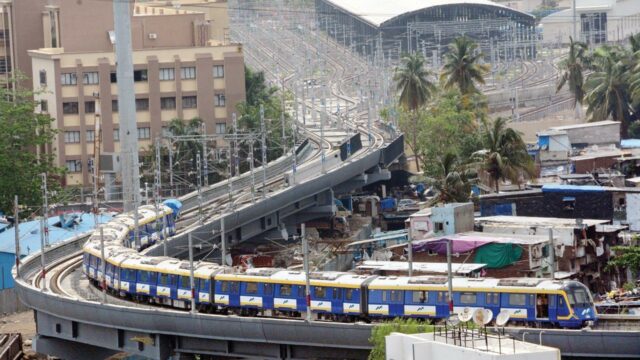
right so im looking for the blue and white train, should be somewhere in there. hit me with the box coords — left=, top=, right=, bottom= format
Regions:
left=82, top=200, right=596, bottom=328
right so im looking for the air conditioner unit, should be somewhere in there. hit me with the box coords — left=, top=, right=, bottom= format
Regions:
left=148, top=33, right=158, bottom=40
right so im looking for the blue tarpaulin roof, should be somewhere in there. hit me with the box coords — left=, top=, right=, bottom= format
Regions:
left=621, top=139, right=640, bottom=149
left=0, top=213, right=113, bottom=256
left=542, top=184, right=606, bottom=193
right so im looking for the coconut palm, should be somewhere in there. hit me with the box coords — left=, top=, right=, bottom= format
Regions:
left=585, top=47, right=635, bottom=137
left=428, top=152, right=475, bottom=204
left=476, top=118, right=535, bottom=192
left=394, top=52, right=436, bottom=172
left=440, top=36, right=489, bottom=95
left=557, top=37, right=588, bottom=118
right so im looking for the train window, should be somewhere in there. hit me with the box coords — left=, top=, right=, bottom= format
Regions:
left=199, top=279, right=208, bottom=291
left=139, top=271, right=149, bottom=283
left=333, top=288, right=342, bottom=300
left=384, top=290, right=402, bottom=303
left=246, top=282, right=258, bottom=294
left=509, top=293, right=527, bottom=306
left=487, top=293, right=500, bottom=305
left=264, top=283, right=273, bottom=296
left=314, top=287, right=326, bottom=299
left=460, top=292, right=477, bottom=304
left=437, top=292, right=450, bottom=303
left=280, top=284, right=291, bottom=296
left=232, top=282, right=240, bottom=294
left=298, top=286, right=305, bottom=298
left=412, top=291, right=428, bottom=303
left=220, top=281, right=229, bottom=293
left=345, top=289, right=354, bottom=301
left=180, top=276, right=190, bottom=289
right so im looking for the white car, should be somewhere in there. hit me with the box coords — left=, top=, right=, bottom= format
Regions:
left=397, top=199, right=419, bottom=212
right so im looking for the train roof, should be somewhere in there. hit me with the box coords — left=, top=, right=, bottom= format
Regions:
left=368, top=276, right=568, bottom=292
left=216, top=270, right=373, bottom=288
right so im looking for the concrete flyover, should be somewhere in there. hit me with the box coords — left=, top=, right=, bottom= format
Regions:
left=13, top=135, right=404, bottom=360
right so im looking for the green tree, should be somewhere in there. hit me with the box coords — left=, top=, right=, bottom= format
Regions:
left=585, top=46, right=635, bottom=137
left=0, top=86, right=65, bottom=213
left=236, top=66, right=292, bottom=162
left=476, top=118, right=535, bottom=192
left=427, top=152, right=476, bottom=204
left=606, top=245, right=640, bottom=277
left=557, top=37, right=588, bottom=118
left=394, top=52, right=436, bottom=172
left=440, top=36, right=489, bottom=96
left=368, top=318, right=434, bottom=360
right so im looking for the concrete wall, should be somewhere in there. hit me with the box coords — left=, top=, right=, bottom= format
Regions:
left=0, top=288, right=28, bottom=314
left=550, top=122, right=620, bottom=147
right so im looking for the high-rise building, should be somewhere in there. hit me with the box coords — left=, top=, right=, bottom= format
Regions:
left=20, top=0, right=245, bottom=187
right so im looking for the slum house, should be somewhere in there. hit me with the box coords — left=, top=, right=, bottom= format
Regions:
left=404, top=232, right=550, bottom=278
left=406, top=203, right=474, bottom=241
left=475, top=216, right=612, bottom=293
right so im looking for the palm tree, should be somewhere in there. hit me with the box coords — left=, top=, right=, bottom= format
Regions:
left=585, top=46, right=635, bottom=137
left=394, top=52, right=436, bottom=172
left=476, top=118, right=535, bottom=192
left=440, top=36, right=489, bottom=96
left=557, top=37, right=588, bottom=118
left=428, top=152, right=475, bottom=204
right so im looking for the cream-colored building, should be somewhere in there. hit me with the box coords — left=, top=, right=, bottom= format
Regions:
left=27, top=1, right=245, bottom=186
left=541, top=0, right=640, bottom=44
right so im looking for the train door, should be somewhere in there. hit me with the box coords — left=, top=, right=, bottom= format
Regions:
left=435, top=291, right=451, bottom=318
left=536, top=294, right=550, bottom=319
left=547, top=295, right=557, bottom=321
left=331, top=287, right=343, bottom=314
left=262, top=283, right=274, bottom=310
left=485, top=292, right=501, bottom=317
left=228, top=281, right=240, bottom=307
left=387, top=290, right=404, bottom=317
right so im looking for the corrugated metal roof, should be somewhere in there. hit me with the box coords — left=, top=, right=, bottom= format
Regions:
left=0, top=213, right=113, bottom=256
left=321, top=0, right=527, bottom=27
left=542, top=184, right=607, bottom=193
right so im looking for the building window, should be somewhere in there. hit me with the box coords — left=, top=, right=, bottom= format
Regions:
left=64, top=131, right=81, bottom=143
left=65, top=160, right=82, bottom=173
left=214, top=94, right=225, bottom=107
left=40, top=100, right=48, bottom=112
left=182, top=96, right=197, bottom=109
left=113, top=129, right=120, bottom=141
left=213, top=65, right=224, bottom=78
left=83, top=71, right=99, bottom=85
left=181, top=66, right=196, bottom=79
left=160, top=97, right=176, bottom=110
left=85, top=101, right=96, bottom=114
left=63, top=102, right=79, bottom=114
left=61, top=73, right=77, bottom=86
left=112, top=100, right=118, bottom=112
left=215, top=123, right=226, bottom=134
left=0, top=58, right=11, bottom=74
left=110, top=72, right=117, bottom=83
left=86, top=130, right=95, bottom=142
left=159, top=68, right=175, bottom=81
left=136, top=98, right=149, bottom=111
left=137, top=127, right=150, bottom=139
left=133, top=69, right=148, bottom=82
left=39, top=70, right=47, bottom=86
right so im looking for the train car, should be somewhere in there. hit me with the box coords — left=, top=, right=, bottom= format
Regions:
left=307, top=272, right=374, bottom=317
left=213, top=268, right=282, bottom=313
left=365, top=276, right=596, bottom=328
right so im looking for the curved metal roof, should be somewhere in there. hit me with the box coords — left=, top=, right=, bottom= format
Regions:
left=321, top=0, right=532, bottom=27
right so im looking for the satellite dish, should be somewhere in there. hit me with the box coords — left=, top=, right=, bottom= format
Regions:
left=483, top=309, right=494, bottom=325
left=496, top=310, right=510, bottom=327
left=472, top=309, right=485, bottom=327
left=459, top=307, right=473, bottom=322
left=446, top=314, right=460, bottom=327
left=280, top=228, right=289, bottom=240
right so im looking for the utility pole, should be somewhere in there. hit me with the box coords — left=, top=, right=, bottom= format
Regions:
left=113, top=0, right=140, bottom=212
left=260, top=104, right=267, bottom=198
left=93, top=96, right=102, bottom=228
left=196, top=152, right=203, bottom=224
left=201, top=123, right=208, bottom=187
left=42, top=173, right=49, bottom=247
left=446, top=239, right=453, bottom=315
left=320, top=91, right=327, bottom=174
left=548, top=228, right=556, bottom=279
left=249, top=141, right=256, bottom=203
left=407, top=227, right=413, bottom=277
left=220, top=215, right=226, bottom=266
left=169, top=143, right=175, bottom=197
left=302, top=223, right=312, bottom=322
left=232, top=113, right=239, bottom=177
left=280, top=74, right=287, bottom=155
left=188, top=232, right=196, bottom=314
left=573, top=0, right=577, bottom=41
left=39, top=173, right=47, bottom=292
left=100, top=227, right=107, bottom=302
left=13, top=195, right=19, bottom=277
